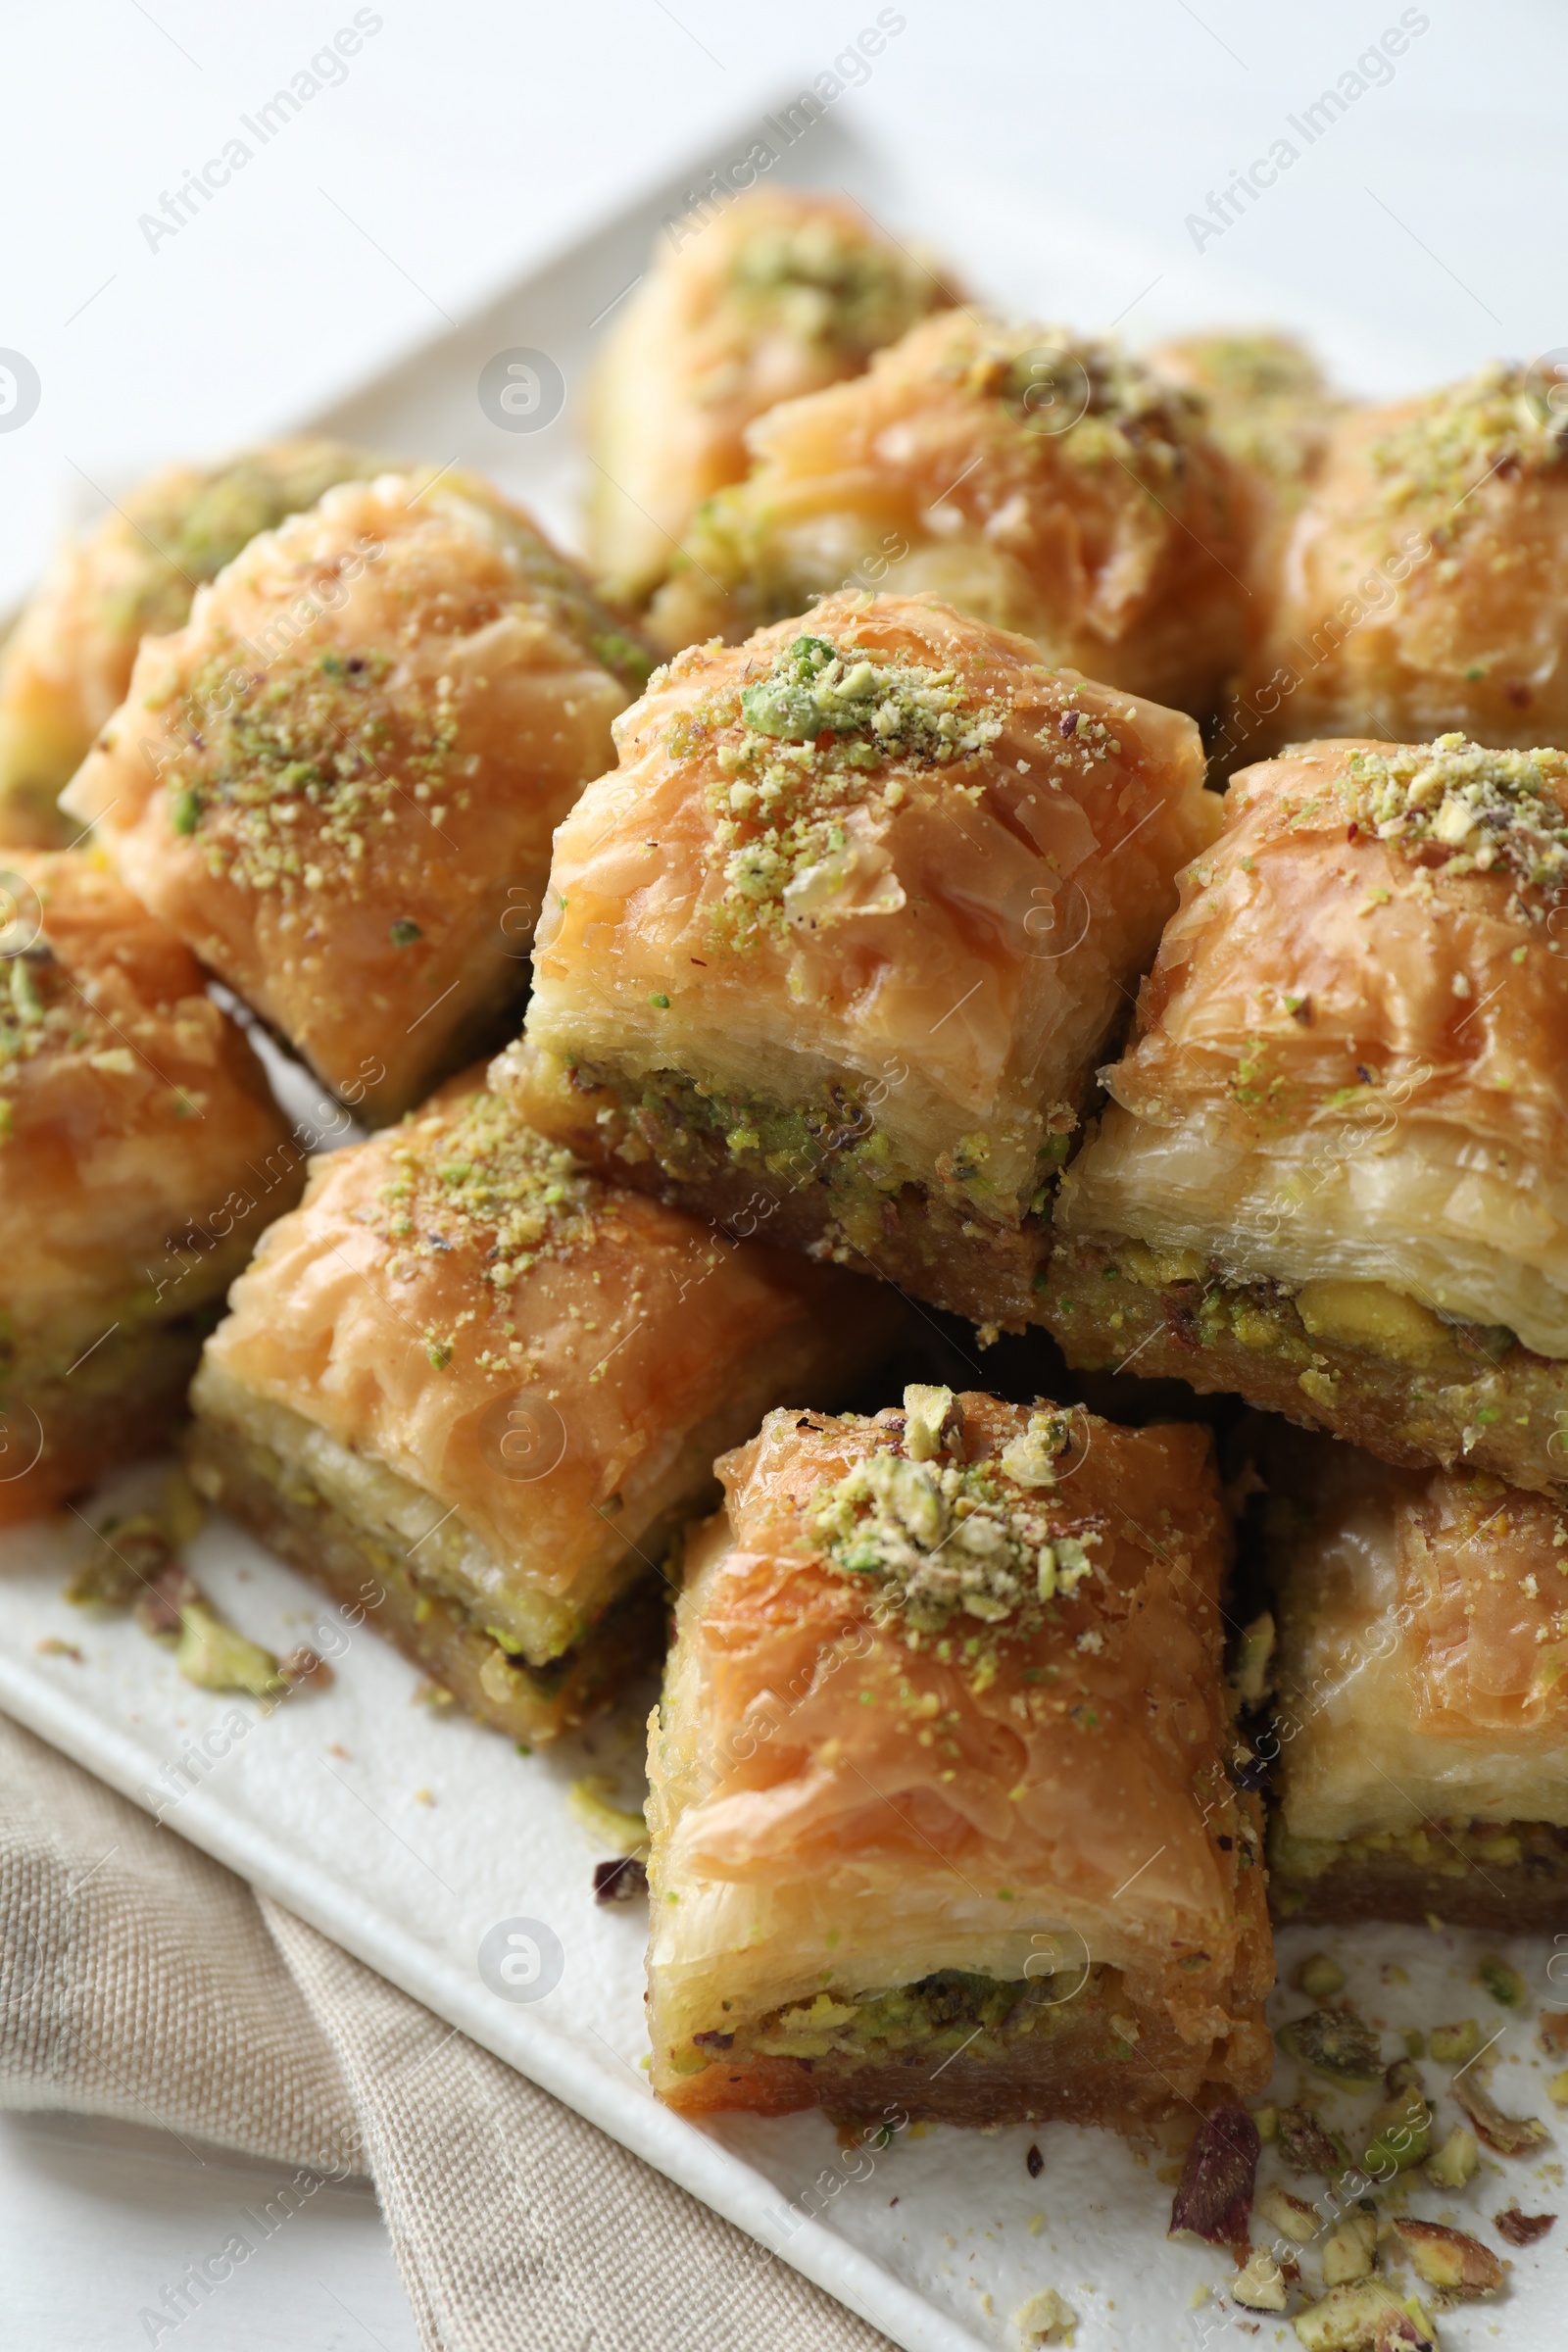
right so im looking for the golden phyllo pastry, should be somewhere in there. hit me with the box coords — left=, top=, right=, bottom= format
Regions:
left=1256, top=1432, right=1568, bottom=1930
left=62, top=469, right=652, bottom=1123
left=646, top=1385, right=1271, bottom=2128
left=188, top=1071, right=899, bottom=1744
left=1229, top=361, right=1568, bottom=766
left=0, top=438, right=395, bottom=845
left=0, top=850, right=303, bottom=1524
left=585, top=187, right=956, bottom=605
left=1148, top=331, right=1342, bottom=511
left=498, top=593, right=1215, bottom=1330
left=646, top=312, right=1255, bottom=720
left=1041, top=735, right=1568, bottom=1493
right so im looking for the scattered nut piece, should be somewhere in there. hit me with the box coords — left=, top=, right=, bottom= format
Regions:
left=1292, top=2278, right=1436, bottom=2350
left=1252, top=2104, right=1278, bottom=2142
left=1232, top=2247, right=1288, bottom=2312
left=1475, top=1956, right=1528, bottom=2009
left=1363, top=2079, right=1432, bottom=2175
left=1298, top=1953, right=1348, bottom=1999
left=1257, top=2184, right=1321, bottom=2244
left=1494, top=2204, right=1554, bottom=2245
left=1277, top=2007, right=1383, bottom=2088
left=1321, top=2217, right=1375, bottom=2284
left=1450, top=2071, right=1550, bottom=2155
left=1549, top=2069, right=1568, bottom=2109
left=1537, top=2011, right=1568, bottom=2058
left=1427, top=2020, right=1478, bottom=2066
left=1392, top=2218, right=1502, bottom=2297
left=277, top=1645, right=333, bottom=1690
left=1013, top=2285, right=1075, bottom=2345
left=1168, top=2103, right=1260, bottom=2243
left=593, top=1855, right=649, bottom=1904
left=33, top=1636, right=82, bottom=1661
left=1424, top=2128, right=1480, bottom=2188
left=1277, top=2105, right=1348, bottom=2175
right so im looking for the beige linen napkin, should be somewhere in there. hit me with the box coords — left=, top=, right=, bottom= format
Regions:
left=0, top=1711, right=890, bottom=2352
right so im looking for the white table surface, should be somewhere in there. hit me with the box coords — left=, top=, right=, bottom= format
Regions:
left=2, top=3, right=1565, bottom=2344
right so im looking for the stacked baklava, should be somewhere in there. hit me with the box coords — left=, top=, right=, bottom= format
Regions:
left=14, top=180, right=1568, bottom=2206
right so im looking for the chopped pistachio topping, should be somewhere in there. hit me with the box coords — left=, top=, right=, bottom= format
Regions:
left=680, top=633, right=1005, bottom=945
left=998, top=1409, right=1074, bottom=1490
left=1369, top=358, right=1568, bottom=519
left=113, top=442, right=393, bottom=640
left=161, top=641, right=457, bottom=895
left=363, top=1090, right=604, bottom=1355
left=1340, top=734, right=1568, bottom=897
left=807, top=1388, right=1097, bottom=1633
left=727, top=216, right=939, bottom=357
left=1276, top=2004, right=1383, bottom=2088
left=737, top=632, right=1003, bottom=758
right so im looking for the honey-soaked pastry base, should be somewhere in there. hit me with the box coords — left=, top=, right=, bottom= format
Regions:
left=503, top=1047, right=1050, bottom=1329
left=1038, top=1237, right=1568, bottom=1495
left=186, top=1415, right=665, bottom=1744
left=0, top=1314, right=220, bottom=1529
left=656, top=1959, right=1259, bottom=2130
left=1269, top=1817, right=1568, bottom=1933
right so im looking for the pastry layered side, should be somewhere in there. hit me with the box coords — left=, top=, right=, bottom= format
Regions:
left=585, top=187, right=956, bottom=606
left=646, top=312, right=1255, bottom=721
left=0, top=850, right=305, bottom=1523
left=1256, top=1434, right=1568, bottom=1930
left=646, top=1387, right=1272, bottom=2129
left=498, top=593, right=1215, bottom=1330
left=62, top=469, right=652, bottom=1123
left=1226, top=361, right=1568, bottom=772
left=0, top=438, right=395, bottom=845
left=1041, top=736, right=1568, bottom=1494
left=187, top=1071, right=900, bottom=1744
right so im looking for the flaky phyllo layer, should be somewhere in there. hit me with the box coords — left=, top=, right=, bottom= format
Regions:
left=194, top=1072, right=898, bottom=1679
left=647, top=1387, right=1271, bottom=2119
left=1262, top=1442, right=1568, bottom=1845
left=1058, top=737, right=1568, bottom=1361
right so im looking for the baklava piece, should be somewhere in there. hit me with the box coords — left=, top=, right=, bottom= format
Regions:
left=1258, top=1433, right=1568, bottom=1930
left=646, top=1386, right=1272, bottom=2127
left=498, top=593, right=1215, bottom=1330
left=0, top=438, right=393, bottom=845
left=1041, top=737, right=1568, bottom=1494
left=1148, top=331, right=1342, bottom=515
left=0, top=849, right=303, bottom=1524
left=187, top=1071, right=899, bottom=1745
left=585, top=188, right=956, bottom=606
left=1232, top=361, right=1568, bottom=762
left=62, top=469, right=651, bottom=1123
left=647, top=313, right=1254, bottom=720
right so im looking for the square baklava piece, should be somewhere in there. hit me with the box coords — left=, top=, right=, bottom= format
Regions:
left=1041, top=735, right=1568, bottom=1494
left=645, top=313, right=1255, bottom=724
left=498, top=591, right=1216, bottom=1331
left=63, top=467, right=650, bottom=1123
left=585, top=187, right=956, bottom=605
left=188, top=1070, right=899, bottom=1744
left=1255, top=1431, right=1568, bottom=1930
left=0, top=849, right=303, bottom=1522
left=646, top=1385, right=1271, bottom=2127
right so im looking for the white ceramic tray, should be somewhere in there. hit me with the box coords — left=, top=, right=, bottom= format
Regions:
left=2, top=110, right=1562, bottom=2351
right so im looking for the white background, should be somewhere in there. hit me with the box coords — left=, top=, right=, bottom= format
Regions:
left=1, top=3, right=1565, bottom=2345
